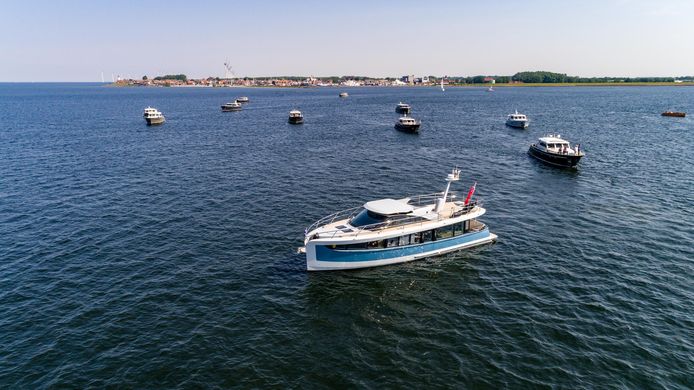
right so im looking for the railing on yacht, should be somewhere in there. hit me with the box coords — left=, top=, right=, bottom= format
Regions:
left=305, top=192, right=481, bottom=239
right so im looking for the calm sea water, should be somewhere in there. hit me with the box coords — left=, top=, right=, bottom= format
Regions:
left=1, top=83, right=692, bottom=388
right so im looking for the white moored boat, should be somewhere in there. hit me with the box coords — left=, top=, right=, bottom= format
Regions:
left=221, top=101, right=243, bottom=111
left=395, top=102, right=411, bottom=114
left=506, top=110, right=529, bottom=128
left=143, top=107, right=165, bottom=125
left=301, top=168, right=497, bottom=271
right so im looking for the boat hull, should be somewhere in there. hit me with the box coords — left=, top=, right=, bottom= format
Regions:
left=661, top=112, right=685, bottom=117
left=506, top=120, right=528, bottom=128
left=221, top=106, right=242, bottom=112
left=528, top=145, right=582, bottom=168
left=288, top=117, right=304, bottom=124
left=145, top=117, right=165, bottom=125
left=395, top=123, right=420, bottom=133
left=306, top=229, right=496, bottom=271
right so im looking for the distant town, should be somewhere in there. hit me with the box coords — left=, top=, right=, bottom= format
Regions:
left=111, top=71, right=694, bottom=88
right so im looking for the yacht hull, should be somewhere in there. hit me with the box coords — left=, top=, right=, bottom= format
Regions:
left=506, top=120, right=528, bottom=128
left=306, top=229, right=496, bottom=271
left=288, top=117, right=304, bottom=124
left=145, top=117, right=165, bottom=125
left=395, top=123, right=420, bottom=133
left=528, top=145, right=582, bottom=168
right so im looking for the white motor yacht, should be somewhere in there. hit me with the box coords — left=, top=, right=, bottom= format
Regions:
left=395, top=102, right=411, bottom=114
left=301, top=168, right=497, bottom=271
left=221, top=101, right=243, bottom=111
left=506, top=110, right=529, bottom=128
left=143, top=107, right=165, bottom=125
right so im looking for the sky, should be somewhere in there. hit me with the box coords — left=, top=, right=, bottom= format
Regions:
left=1, top=0, right=693, bottom=81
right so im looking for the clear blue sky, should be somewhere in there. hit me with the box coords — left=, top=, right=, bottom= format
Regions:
left=1, top=0, right=693, bottom=81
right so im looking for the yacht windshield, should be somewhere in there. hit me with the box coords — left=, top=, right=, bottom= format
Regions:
left=350, top=209, right=388, bottom=227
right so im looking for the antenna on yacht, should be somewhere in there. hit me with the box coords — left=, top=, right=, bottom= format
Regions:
left=435, top=167, right=460, bottom=213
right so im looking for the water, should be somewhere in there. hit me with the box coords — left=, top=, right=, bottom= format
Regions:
left=1, top=84, right=692, bottom=388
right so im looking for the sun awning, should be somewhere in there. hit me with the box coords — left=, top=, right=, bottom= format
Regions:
left=363, top=198, right=414, bottom=215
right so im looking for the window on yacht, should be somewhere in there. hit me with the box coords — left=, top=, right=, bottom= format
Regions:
left=436, top=224, right=455, bottom=239
left=386, top=237, right=399, bottom=248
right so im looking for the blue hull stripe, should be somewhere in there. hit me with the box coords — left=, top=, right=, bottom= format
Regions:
left=315, top=230, right=490, bottom=262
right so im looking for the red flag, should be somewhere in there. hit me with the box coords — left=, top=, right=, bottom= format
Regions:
left=464, top=182, right=477, bottom=205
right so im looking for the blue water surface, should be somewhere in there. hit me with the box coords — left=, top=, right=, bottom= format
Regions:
left=0, top=83, right=692, bottom=388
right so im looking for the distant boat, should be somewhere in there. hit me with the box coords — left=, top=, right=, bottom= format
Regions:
left=221, top=101, right=242, bottom=111
left=143, top=107, right=165, bottom=125
left=441, top=79, right=445, bottom=92
left=528, top=134, right=584, bottom=168
left=288, top=109, right=304, bottom=124
left=394, top=116, right=421, bottom=134
left=487, top=85, right=494, bottom=92
left=661, top=111, right=685, bottom=117
left=395, top=102, right=411, bottom=114
left=236, top=96, right=249, bottom=103
left=339, top=92, right=349, bottom=98
left=506, top=110, right=529, bottom=128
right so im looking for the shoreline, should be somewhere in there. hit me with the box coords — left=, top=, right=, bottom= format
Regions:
left=107, top=82, right=694, bottom=88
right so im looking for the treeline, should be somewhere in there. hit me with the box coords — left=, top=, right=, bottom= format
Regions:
left=153, top=74, right=187, bottom=81
left=447, top=71, right=675, bottom=84
left=510, top=71, right=674, bottom=83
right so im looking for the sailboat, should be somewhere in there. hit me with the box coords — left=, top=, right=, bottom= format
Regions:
left=440, top=78, right=445, bottom=92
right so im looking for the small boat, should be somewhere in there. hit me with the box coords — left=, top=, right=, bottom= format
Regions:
left=661, top=111, right=685, bottom=117
left=288, top=109, right=304, bottom=124
left=300, top=168, right=497, bottom=271
left=339, top=92, right=349, bottom=98
left=395, top=116, right=421, bottom=134
left=440, top=78, right=445, bottom=92
left=143, top=107, right=165, bottom=125
left=236, top=96, right=249, bottom=103
left=528, top=134, right=584, bottom=168
left=506, top=110, right=529, bottom=128
left=221, top=101, right=243, bottom=111
left=487, top=86, right=494, bottom=92
left=395, top=102, right=411, bottom=114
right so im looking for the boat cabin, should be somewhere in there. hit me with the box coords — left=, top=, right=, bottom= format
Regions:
left=536, top=135, right=579, bottom=155
left=508, top=113, right=527, bottom=121
left=398, top=117, right=418, bottom=126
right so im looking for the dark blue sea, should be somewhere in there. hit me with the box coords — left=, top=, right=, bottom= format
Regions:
left=1, top=83, right=692, bottom=388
